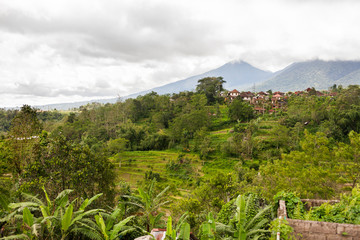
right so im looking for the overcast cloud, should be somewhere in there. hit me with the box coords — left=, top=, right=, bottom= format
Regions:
left=1, top=0, right=360, bottom=107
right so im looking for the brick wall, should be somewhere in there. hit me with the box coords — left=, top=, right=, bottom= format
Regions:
left=278, top=200, right=360, bottom=240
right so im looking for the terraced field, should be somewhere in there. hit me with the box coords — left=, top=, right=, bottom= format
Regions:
left=114, top=150, right=202, bottom=186
left=112, top=118, right=281, bottom=191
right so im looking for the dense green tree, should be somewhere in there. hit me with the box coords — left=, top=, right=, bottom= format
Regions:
left=169, top=109, right=209, bottom=145
left=196, top=77, right=226, bottom=105
left=0, top=109, right=18, bottom=134
left=336, top=131, right=360, bottom=188
left=8, top=105, right=42, bottom=177
left=190, top=94, right=208, bottom=110
left=107, top=138, right=128, bottom=155
left=140, top=131, right=170, bottom=150
left=228, top=99, right=254, bottom=122
left=258, top=131, right=338, bottom=199
left=117, top=121, right=147, bottom=150
left=268, top=125, right=290, bottom=150
left=20, top=130, right=116, bottom=204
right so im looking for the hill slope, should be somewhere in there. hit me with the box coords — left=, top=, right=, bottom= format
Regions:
left=257, top=60, right=360, bottom=92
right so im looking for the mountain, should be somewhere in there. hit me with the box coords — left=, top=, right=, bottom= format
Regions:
left=257, top=60, right=360, bottom=92
left=33, top=59, right=360, bottom=110
left=33, top=61, right=272, bottom=110
left=125, top=61, right=274, bottom=98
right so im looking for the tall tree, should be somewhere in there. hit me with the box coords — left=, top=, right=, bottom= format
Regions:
left=8, top=105, right=42, bottom=177
left=196, top=77, right=226, bottom=105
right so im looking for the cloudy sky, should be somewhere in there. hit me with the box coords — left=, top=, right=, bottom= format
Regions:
left=1, top=0, right=360, bottom=107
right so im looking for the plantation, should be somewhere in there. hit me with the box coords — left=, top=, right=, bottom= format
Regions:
left=1, top=79, right=360, bottom=239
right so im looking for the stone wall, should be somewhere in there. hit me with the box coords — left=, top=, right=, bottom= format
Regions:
left=278, top=200, right=360, bottom=240
left=288, top=219, right=360, bottom=240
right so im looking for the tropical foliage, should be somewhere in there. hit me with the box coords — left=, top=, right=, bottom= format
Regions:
left=2, top=82, right=360, bottom=239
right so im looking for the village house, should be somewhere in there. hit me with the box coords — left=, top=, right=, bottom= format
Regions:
left=239, top=91, right=254, bottom=102
left=271, top=93, right=283, bottom=104
left=227, top=89, right=240, bottom=101
left=252, top=91, right=269, bottom=104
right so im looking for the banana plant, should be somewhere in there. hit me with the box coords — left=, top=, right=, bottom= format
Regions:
left=58, top=193, right=104, bottom=240
left=178, top=222, right=190, bottom=240
left=121, top=179, right=170, bottom=232
left=0, top=207, right=40, bottom=240
left=165, top=215, right=176, bottom=240
left=215, top=194, right=271, bottom=240
left=94, top=208, right=135, bottom=240
left=1, top=188, right=104, bottom=240
left=165, top=213, right=190, bottom=240
left=200, top=212, right=216, bottom=240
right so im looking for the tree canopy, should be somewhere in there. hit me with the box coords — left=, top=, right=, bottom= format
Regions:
left=196, top=77, right=226, bottom=104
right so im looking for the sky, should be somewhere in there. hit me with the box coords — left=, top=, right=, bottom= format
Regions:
left=1, top=0, right=360, bottom=108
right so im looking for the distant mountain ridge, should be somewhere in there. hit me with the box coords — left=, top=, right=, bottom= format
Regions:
left=34, top=59, right=360, bottom=110
left=257, top=60, right=360, bottom=92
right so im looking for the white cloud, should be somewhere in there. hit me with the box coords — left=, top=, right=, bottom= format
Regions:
left=0, top=0, right=360, bottom=107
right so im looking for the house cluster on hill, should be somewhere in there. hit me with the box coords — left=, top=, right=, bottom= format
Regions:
left=224, top=88, right=338, bottom=114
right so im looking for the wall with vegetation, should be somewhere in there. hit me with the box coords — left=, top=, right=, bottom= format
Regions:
left=288, top=219, right=360, bottom=240
left=279, top=200, right=360, bottom=239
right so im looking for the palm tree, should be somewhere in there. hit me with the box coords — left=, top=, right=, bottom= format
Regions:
left=215, top=194, right=271, bottom=240
left=121, top=180, right=170, bottom=232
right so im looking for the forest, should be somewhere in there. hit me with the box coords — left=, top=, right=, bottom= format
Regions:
left=1, top=77, right=360, bottom=239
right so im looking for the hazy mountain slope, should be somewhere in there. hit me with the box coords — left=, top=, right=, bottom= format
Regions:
left=257, top=60, right=360, bottom=92
left=35, top=98, right=118, bottom=111
left=335, top=69, right=360, bottom=86
left=125, top=61, right=274, bottom=98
